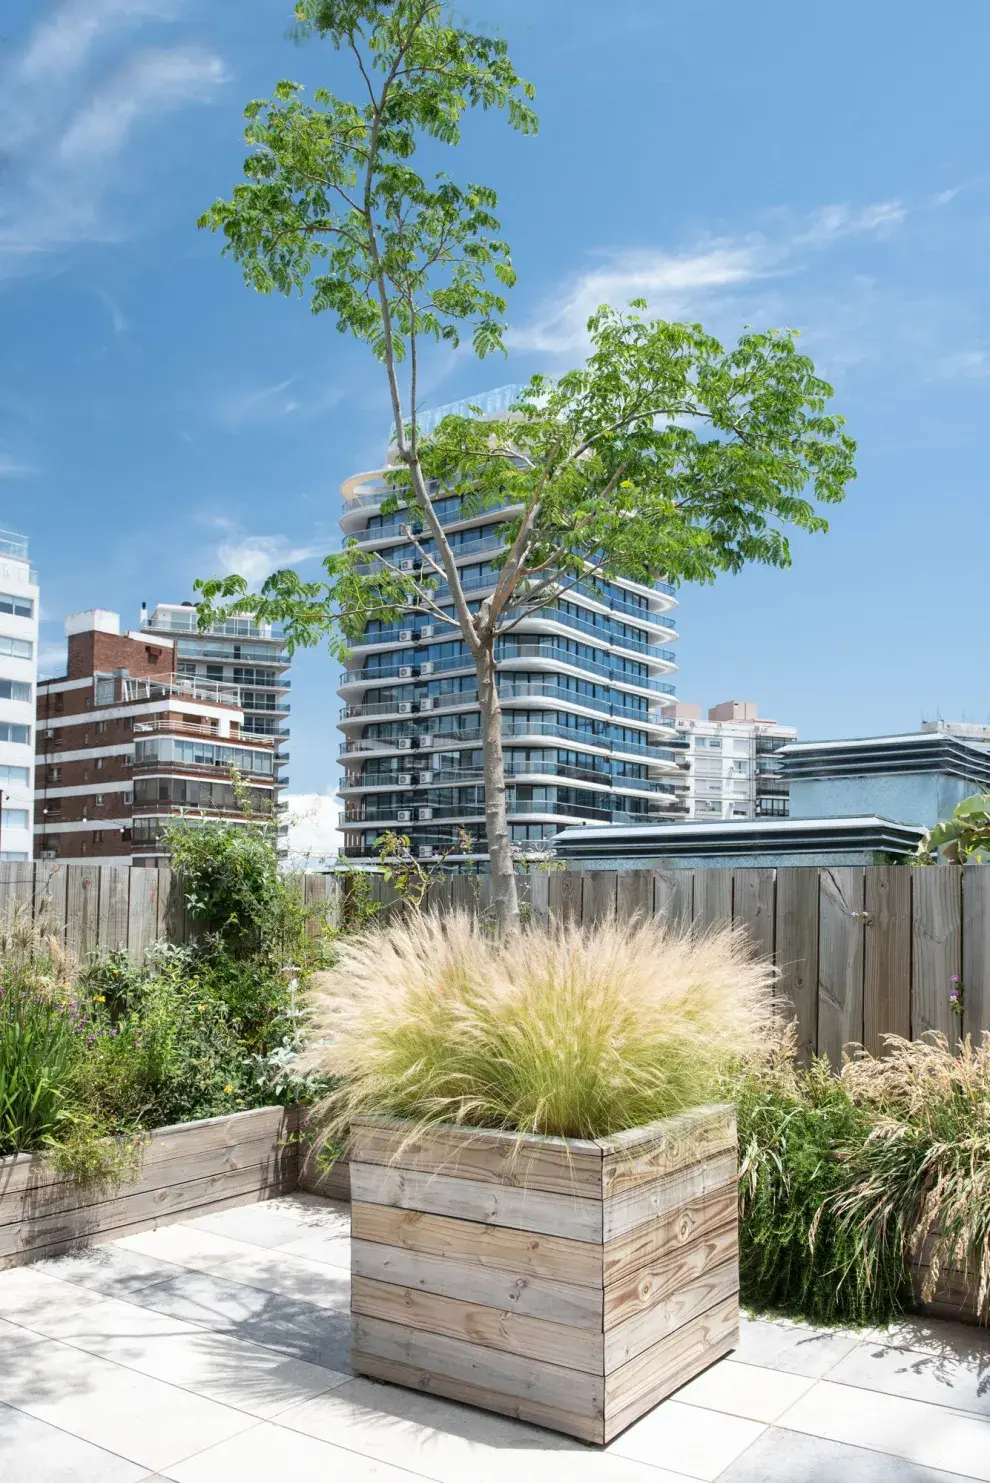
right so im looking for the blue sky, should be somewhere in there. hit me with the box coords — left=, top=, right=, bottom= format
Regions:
left=3, top=0, right=990, bottom=799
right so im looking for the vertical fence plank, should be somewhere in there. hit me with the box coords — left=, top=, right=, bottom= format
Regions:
left=912, top=867, right=962, bottom=1045
left=98, top=867, right=130, bottom=953
left=817, top=867, right=866, bottom=1065
left=776, top=868, right=819, bottom=1063
left=694, top=869, right=733, bottom=931
left=127, top=868, right=160, bottom=962
left=64, top=865, right=99, bottom=962
left=962, top=865, right=990, bottom=1044
left=732, top=870, right=776, bottom=961
left=0, top=862, right=34, bottom=927
left=582, top=871, right=617, bottom=925
left=653, top=869, right=694, bottom=932
left=445, top=874, right=479, bottom=914
left=863, top=866, right=911, bottom=1054
left=615, top=871, right=654, bottom=924
left=33, top=861, right=68, bottom=943
left=163, top=867, right=192, bottom=945
left=548, top=870, right=583, bottom=925
left=528, top=870, right=550, bottom=927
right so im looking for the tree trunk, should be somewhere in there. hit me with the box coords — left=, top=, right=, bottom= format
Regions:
left=476, top=644, right=520, bottom=932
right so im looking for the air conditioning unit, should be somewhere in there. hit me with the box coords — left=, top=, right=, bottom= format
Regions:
left=418, top=734, right=436, bottom=750
left=420, top=624, right=435, bottom=639
left=396, top=809, right=412, bottom=823
left=399, top=559, right=416, bottom=573
left=399, top=737, right=414, bottom=750
left=417, top=770, right=433, bottom=784
left=419, top=661, right=435, bottom=676
left=417, top=807, right=434, bottom=821
left=418, top=844, right=435, bottom=859
left=398, top=629, right=414, bottom=643
left=396, top=773, right=413, bottom=786
left=398, top=702, right=413, bottom=714
left=419, top=696, right=436, bottom=711
left=397, top=665, right=414, bottom=679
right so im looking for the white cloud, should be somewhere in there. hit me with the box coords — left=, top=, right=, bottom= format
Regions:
left=37, top=639, right=69, bottom=678
left=0, top=4, right=225, bottom=276
left=0, top=454, right=36, bottom=478
left=17, top=0, right=175, bottom=84
left=510, top=199, right=908, bottom=354
left=216, top=533, right=323, bottom=588
left=282, top=792, right=342, bottom=870
left=205, top=377, right=345, bottom=431
left=934, top=187, right=960, bottom=206
left=58, top=45, right=226, bottom=164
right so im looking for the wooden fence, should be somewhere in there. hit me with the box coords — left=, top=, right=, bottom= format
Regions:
left=359, top=865, right=990, bottom=1062
left=0, top=861, right=340, bottom=962
left=2, top=861, right=988, bottom=1061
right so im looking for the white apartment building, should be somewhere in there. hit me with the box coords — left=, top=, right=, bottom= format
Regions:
left=662, top=700, right=797, bottom=820
left=0, top=530, right=39, bottom=860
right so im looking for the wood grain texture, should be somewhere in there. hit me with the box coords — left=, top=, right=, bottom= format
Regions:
left=653, top=869, right=694, bottom=931
left=817, top=867, right=865, bottom=1065
left=352, top=1313, right=605, bottom=1418
left=351, top=1275, right=605, bottom=1373
left=603, top=1223, right=737, bottom=1327
left=598, top=1106, right=735, bottom=1197
left=350, top=1118, right=603, bottom=1197
left=615, top=871, right=655, bottom=924
left=350, top=1163, right=604, bottom=1243
left=602, top=1296, right=739, bottom=1443
left=962, top=865, right=990, bottom=1044
left=548, top=870, right=583, bottom=925
left=349, top=1202, right=604, bottom=1288
left=603, top=1259, right=738, bottom=1370
left=693, top=869, right=733, bottom=931
left=775, top=868, right=820, bottom=1063
left=352, top=1238, right=603, bottom=1328
left=912, top=867, right=961, bottom=1045
left=351, top=1350, right=604, bottom=1444
left=603, top=1188, right=738, bottom=1286
left=582, top=871, right=617, bottom=924
left=732, top=869, right=775, bottom=962
left=602, top=1151, right=738, bottom=1242
left=863, top=865, right=911, bottom=1053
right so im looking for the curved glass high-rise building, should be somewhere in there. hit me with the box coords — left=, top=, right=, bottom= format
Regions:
left=338, top=390, right=687, bottom=863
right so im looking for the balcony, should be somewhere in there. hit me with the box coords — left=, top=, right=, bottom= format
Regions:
left=339, top=719, right=679, bottom=762
left=133, top=718, right=274, bottom=747
left=342, top=642, right=676, bottom=694
left=343, top=797, right=668, bottom=828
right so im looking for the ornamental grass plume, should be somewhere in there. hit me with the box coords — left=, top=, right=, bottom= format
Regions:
left=835, top=1032, right=990, bottom=1321
left=301, top=909, right=779, bottom=1142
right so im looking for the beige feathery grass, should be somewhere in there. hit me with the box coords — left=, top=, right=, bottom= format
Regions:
left=302, top=909, right=779, bottom=1142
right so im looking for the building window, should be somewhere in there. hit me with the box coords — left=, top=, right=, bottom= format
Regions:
left=96, top=757, right=104, bottom=770
left=1, top=809, right=29, bottom=830
left=0, top=765, right=30, bottom=786
left=0, top=679, right=31, bottom=703
left=0, top=636, right=32, bottom=660
left=96, top=793, right=104, bottom=805
left=93, top=830, right=104, bottom=844
left=0, top=592, right=33, bottom=620
left=0, top=722, right=30, bottom=745
left=48, top=766, right=61, bottom=784
left=96, top=720, right=107, bottom=734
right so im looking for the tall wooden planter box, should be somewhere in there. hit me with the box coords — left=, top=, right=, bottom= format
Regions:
left=349, top=1105, right=739, bottom=1445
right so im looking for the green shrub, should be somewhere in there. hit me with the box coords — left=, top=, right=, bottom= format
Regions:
left=0, top=974, right=82, bottom=1155
left=302, top=910, right=778, bottom=1141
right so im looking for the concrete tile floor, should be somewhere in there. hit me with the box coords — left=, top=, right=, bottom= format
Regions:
left=0, top=1194, right=987, bottom=1481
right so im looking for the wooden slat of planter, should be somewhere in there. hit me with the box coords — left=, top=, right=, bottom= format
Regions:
left=353, top=1313, right=605, bottom=1421
left=353, top=1350, right=603, bottom=1444
left=603, top=1187, right=738, bottom=1287
left=350, top=1119, right=603, bottom=1198
left=603, top=1295, right=738, bottom=1444
left=602, top=1152, right=737, bottom=1242
left=350, top=1203, right=604, bottom=1288
left=352, top=1275, right=605, bottom=1374
left=598, top=1106, right=736, bottom=1197
left=1, top=1131, right=294, bottom=1231
left=352, top=1239, right=603, bottom=1329
left=0, top=1107, right=297, bottom=1202
left=350, top=1164, right=604, bottom=1244
left=0, top=1157, right=294, bottom=1265
left=603, top=1258, right=738, bottom=1370
left=603, top=1222, right=737, bottom=1327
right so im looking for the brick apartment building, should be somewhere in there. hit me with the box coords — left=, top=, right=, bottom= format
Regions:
left=35, top=610, right=278, bottom=866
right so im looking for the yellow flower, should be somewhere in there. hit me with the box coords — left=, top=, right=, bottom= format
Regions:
left=224, top=1084, right=234, bottom=1095
left=196, top=1003, right=206, bottom=1012
left=93, top=995, right=106, bottom=1004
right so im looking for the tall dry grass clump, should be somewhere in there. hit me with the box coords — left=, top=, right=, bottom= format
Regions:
left=836, top=1033, right=990, bottom=1321
left=302, top=910, right=779, bottom=1141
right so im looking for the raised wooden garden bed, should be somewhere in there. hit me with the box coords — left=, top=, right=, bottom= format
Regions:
left=348, top=1104, right=739, bottom=1445
left=0, top=1105, right=299, bottom=1270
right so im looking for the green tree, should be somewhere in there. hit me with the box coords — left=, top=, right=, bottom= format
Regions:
left=196, top=0, right=856, bottom=929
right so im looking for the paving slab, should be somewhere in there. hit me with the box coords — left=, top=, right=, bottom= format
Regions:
left=0, top=1399, right=149, bottom=1483
left=720, top=1425, right=985, bottom=1483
